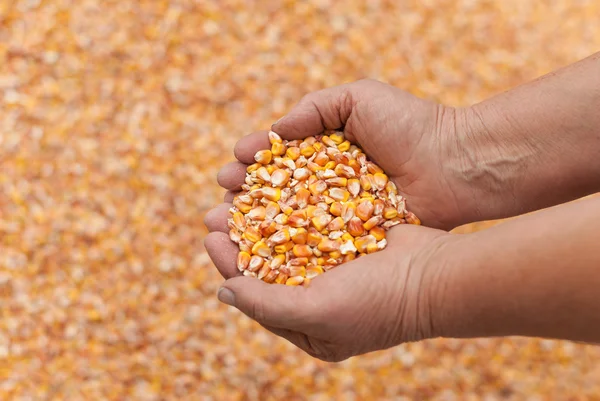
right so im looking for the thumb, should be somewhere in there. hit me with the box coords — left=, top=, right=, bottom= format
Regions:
left=272, top=82, right=358, bottom=140
left=218, top=276, right=314, bottom=330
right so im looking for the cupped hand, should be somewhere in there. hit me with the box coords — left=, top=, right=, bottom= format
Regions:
left=205, top=211, right=453, bottom=361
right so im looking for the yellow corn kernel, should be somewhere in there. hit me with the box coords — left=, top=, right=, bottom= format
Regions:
left=262, top=187, right=281, bottom=201
left=259, top=220, right=277, bottom=237
left=383, top=207, right=398, bottom=220
left=373, top=199, right=385, bottom=216
left=308, top=180, right=327, bottom=196
left=296, top=187, right=310, bottom=208
left=306, top=265, right=325, bottom=279
left=313, top=152, right=329, bottom=166
left=306, top=162, right=322, bottom=173
left=243, top=226, right=262, bottom=243
left=321, top=136, right=336, bottom=147
left=247, top=206, right=266, bottom=221
left=366, top=162, right=384, bottom=174
left=329, top=188, right=349, bottom=202
left=317, top=257, right=326, bottom=265
left=269, top=130, right=283, bottom=144
left=318, top=238, right=341, bottom=252
left=373, top=173, right=388, bottom=190
left=274, top=241, right=294, bottom=254
left=266, top=165, right=277, bottom=175
left=327, top=217, right=344, bottom=231
left=366, top=243, right=379, bottom=254
left=347, top=178, right=360, bottom=197
left=313, top=142, right=325, bottom=152
left=293, top=244, right=313, bottom=258
left=233, top=197, right=253, bottom=214
left=343, top=253, right=356, bottom=263
left=265, top=202, right=280, bottom=220
left=269, top=228, right=290, bottom=245
left=359, top=175, right=373, bottom=191
left=251, top=241, right=271, bottom=257
left=293, top=167, right=310, bottom=181
left=275, top=272, right=289, bottom=284
left=248, top=255, right=265, bottom=272
left=289, top=258, right=308, bottom=268
left=341, top=232, right=354, bottom=242
left=232, top=212, right=246, bottom=229
left=254, top=149, right=273, bottom=164
left=292, top=227, right=308, bottom=244
left=347, top=217, right=365, bottom=237
left=386, top=180, right=398, bottom=195
left=326, top=177, right=347, bottom=187
left=257, top=263, right=272, bottom=280
left=307, top=228, right=322, bottom=247
left=405, top=211, right=421, bottom=225
left=337, top=140, right=351, bottom=152
left=370, top=226, right=386, bottom=241
left=329, top=250, right=342, bottom=259
left=289, top=265, right=307, bottom=278
left=311, top=214, right=332, bottom=231
left=348, top=159, right=360, bottom=173
left=306, top=205, right=318, bottom=218
left=363, top=216, right=383, bottom=231
left=262, top=268, right=278, bottom=283
left=300, top=144, right=316, bottom=158
left=237, top=252, right=251, bottom=271
left=247, top=163, right=262, bottom=173
left=324, top=161, right=336, bottom=170
left=354, top=235, right=376, bottom=253
left=329, top=133, right=344, bottom=145
left=281, top=204, right=293, bottom=215
left=271, top=142, right=286, bottom=156
left=356, top=200, right=374, bottom=221
left=286, top=147, right=300, bottom=161
left=341, top=202, right=356, bottom=223
left=329, top=202, right=343, bottom=217
left=271, top=169, right=291, bottom=187
left=285, top=276, right=304, bottom=286
left=270, top=254, right=286, bottom=269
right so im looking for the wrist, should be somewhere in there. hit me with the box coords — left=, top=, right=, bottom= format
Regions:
left=443, top=104, right=536, bottom=225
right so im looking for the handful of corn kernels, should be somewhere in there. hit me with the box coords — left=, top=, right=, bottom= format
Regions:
left=228, top=131, right=421, bottom=287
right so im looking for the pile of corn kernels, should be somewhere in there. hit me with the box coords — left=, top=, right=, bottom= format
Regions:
left=229, top=131, right=420, bottom=286
left=3, top=1, right=600, bottom=400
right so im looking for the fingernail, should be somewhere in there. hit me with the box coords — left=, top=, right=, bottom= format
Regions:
left=217, top=287, right=235, bottom=306
left=273, top=115, right=285, bottom=126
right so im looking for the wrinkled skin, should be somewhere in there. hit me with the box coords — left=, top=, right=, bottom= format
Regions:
left=204, top=79, right=478, bottom=361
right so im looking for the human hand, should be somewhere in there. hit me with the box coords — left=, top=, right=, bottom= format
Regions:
left=205, top=212, right=453, bottom=361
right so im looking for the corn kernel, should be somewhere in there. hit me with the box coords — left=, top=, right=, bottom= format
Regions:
left=247, top=163, right=262, bottom=173
left=383, top=207, right=398, bottom=219
left=243, top=226, right=262, bottom=243
left=251, top=241, right=271, bottom=257
left=255, top=149, right=273, bottom=164
left=293, top=244, right=313, bottom=258
left=405, top=211, right=421, bottom=225
left=286, top=147, right=300, bottom=160
left=329, top=202, right=343, bottom=216
left=274, top=241, right=294, bottom=254
left=337, top=140, right=351, bottom=152
left=347, top=217, right=365, bottom=237
left=237, top=252, right=251, bottom=271
left=370, top=226, right=386, bottom=241
left=291, top=227, right=308, bottom=244
left=275, top=272, right=289, bottom=284
left=356, top=200, right=374, bottom=221
left=285, top=276, right=304, bottom=286
left=268, top=130, right=283, bottom=144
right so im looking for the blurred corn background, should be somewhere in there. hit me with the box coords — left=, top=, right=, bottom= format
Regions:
left=1, top=0, right=600, bottom=400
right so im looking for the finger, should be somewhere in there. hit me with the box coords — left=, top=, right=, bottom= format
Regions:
left=204, top=232, right=240, bottom=279
left=218, top=276, right=314, bottom=330
left=385, top=223, right=444, bottom=248
left=217, top=162, right=248, bottom=191
left=271, top=82, right=358, bottom=140
left=224, top=191, right=238, bottom=203
left=234, top=131, right=270, bottom=164
left=203, top=203, right=233, bottom=233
